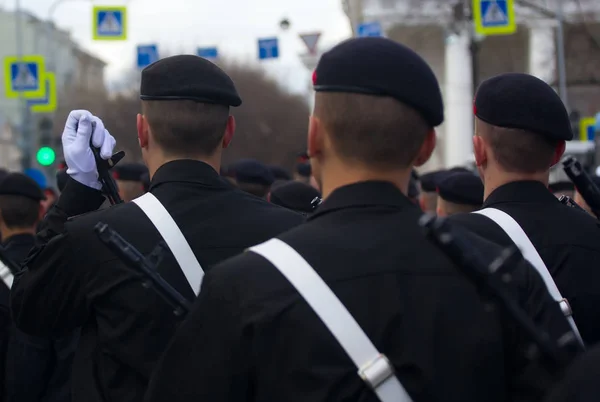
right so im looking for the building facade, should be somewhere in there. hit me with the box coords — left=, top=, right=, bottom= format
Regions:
left=0, top=8, right=106, bottom=172
left=342, top=0, right=600, bottom=170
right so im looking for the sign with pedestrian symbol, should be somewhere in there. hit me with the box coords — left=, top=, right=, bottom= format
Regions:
left=3, top=55, right=46, bottom=99
left=28, top=73, right=57, bottom=113
left=93, top=6, right=127, bottom=40
left=473, top=0, right=516, bottom=36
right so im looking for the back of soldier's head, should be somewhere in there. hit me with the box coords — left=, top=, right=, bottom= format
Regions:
left=0, top=173, right=46, bottom=229
left=234, top=159, right=274, bottom=199
left=138, top=55, right=242, bottom=159
left=309, top=37, right=443, bottom=177
left=436, top=172, right=484, bottom=217
left=473, top=73, right=572, bottom=175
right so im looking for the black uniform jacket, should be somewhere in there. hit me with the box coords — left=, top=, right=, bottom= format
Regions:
left=145, top=181, right=574, bottom=402
left=10, top=160, right=304, bottom=402
left=544, top=344, right=600, bottom=402
left=449, top=180, right=600, bottom=346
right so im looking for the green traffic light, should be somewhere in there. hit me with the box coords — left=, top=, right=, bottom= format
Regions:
left=36, top=147, right=56, bottom=166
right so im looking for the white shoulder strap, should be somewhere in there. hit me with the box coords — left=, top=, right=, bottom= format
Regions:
left=0, top=261, right=13, bottom=289
left=474, top=208, right=583, bottom=345
left=132, top=193, right=204, bottom=296
left=250, top=238, right=413, bottom=402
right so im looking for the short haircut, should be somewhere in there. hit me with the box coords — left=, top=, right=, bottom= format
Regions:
left=477, top=118, right=559, bottom=174
left=0, top=195, right=40, bottom=228
left=437, top=197, right=480, bottom=216
left=314, top=92, right=431, bottom=168
left=142, top=100, right=230, bottom=157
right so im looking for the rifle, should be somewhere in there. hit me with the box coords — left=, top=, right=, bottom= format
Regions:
left=94, top=222, right=191, bottom=317
left=562, top=156, right=600, bottom=219
left=420, top=214, right=581, bottom=375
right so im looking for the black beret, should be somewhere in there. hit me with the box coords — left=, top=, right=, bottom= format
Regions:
left=448, top=166, right=472, bottom=174
left=313, top=37, right=444, bottom=127
left=140, top=55, right=242, bottom=107
left=420, top=170, right=448, bottom=192
left=474, top=73, right=573, bottom=141
left=0, top=173, right=45, bottom=201
left=548, top=181, right=575, bottom=193
left=113, top=163, right=148, bottom=182
left=269, top=165, right=292, bottom=181
left=234, top=159, right=274, bottom=186
left=269, top=181, right=321, bottom=213
left=296, top=162, right=311, bottom=177
left=437, top=173, right=484, bottom=206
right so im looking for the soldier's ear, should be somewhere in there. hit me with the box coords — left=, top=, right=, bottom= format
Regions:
left=137, top=114, right=149, bottom=149
left=307, top=116, right=323, bottom=159
left=414, top=130, right=436, bottom=167
left=222, top=115, right=236, bottom=149
left=550, top=140, right=566, bottom=167
left=473, top=135, right=487, bottom=167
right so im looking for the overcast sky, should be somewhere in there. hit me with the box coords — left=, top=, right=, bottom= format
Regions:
left=5, top=0, right=352, bottom=94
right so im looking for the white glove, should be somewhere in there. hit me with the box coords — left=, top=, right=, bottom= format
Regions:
left=62, top=110, right=116, bottom=190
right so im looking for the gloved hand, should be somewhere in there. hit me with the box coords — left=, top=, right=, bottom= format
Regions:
left=62, top=110, right=116, bottom=190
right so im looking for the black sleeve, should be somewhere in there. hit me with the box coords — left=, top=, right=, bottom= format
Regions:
left=144, top=259, right=252, bottom=402
left=11, top=178, right=106, bottom=338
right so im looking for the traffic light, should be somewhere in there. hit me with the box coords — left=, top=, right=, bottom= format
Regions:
left=36, top=146, right=56, bottom=166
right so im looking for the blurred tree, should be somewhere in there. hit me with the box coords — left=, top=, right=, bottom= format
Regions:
left=53, top=59, right=310, bottom=171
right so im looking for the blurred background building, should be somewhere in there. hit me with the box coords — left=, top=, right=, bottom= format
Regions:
left=342, top=0, right=600, bottom=171
left=0, top=7, right=106, bottom=172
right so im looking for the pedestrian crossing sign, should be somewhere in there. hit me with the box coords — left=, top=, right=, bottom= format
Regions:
left=28, top=73, right=57, bottom=113
left=3, top=55, right=46, bottom=99
left=93, top=6, right=127, bottom=40
left=473, top=0, right=516, bottom=36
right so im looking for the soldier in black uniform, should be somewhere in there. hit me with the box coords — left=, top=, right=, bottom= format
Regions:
left=0, top=173, right=45, bottom=261
left=112, top=162, right=148, bottom=202
left=418, top=169, right=445, bottom=213
left=436, top=172, right=483, bottom=216
left=448, top=73, right=600, bottom=346
left=268, top=180, right=320, bottom=214
left=233, top=159, right=274, bottom=199
left=0, top=173, right=76, bottom=402
left=145, top=38, right=575, bottom=402
left=10, top=55, right=304, bottom=402
left=573, top=175, right=600, bottom=217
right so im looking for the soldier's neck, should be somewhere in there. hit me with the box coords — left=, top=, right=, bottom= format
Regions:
left=319, top=162, right=411, bottom=200
left=0, top=226, right=35, bottom=244
left=146, top=152, right=222, bottom=179
left=481, top=166, right=549, bottom=201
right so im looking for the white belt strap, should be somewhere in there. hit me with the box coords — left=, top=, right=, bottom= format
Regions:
left=474, top=208, right=583, bottom=345
left=0, top=260, right=13, bottom=289
left=250, top=238, right=413, bottom=402
left=133, top=193, right=204, bottom=296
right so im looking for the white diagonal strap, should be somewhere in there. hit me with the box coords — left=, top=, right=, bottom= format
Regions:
left=0, top=260, right=13, bottom=289
left=133, top=192, right=204, bottom=296
left=474, top=208, right=583, bottom=345
left=250, top=238, right=412, bottom=402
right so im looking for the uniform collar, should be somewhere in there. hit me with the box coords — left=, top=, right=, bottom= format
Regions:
left=309, top=180, right=415, bottom=221
left=483, top=180, right=557, bottom=207
left=149, top=160, right=231, bottom=191
left=2, top=233, right=35, bottom=247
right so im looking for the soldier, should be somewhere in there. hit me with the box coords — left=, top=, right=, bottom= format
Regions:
left=10, top=55, right=304, bottom=402
left=145, top=38, right=573, bottom=402
left=436, top=172, right=484, bottom=216
left=268, top=180, right=320, bottom=214
left=448, top=73, right=600, bottom=345
left=418, top=169, right=446, bottom=214
left=112, top=162, right=148, bottom=202
left=233, top=159, right=274, bottom=199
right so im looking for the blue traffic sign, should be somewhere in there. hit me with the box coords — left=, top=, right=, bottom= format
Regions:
left=357, top=22, right=382, bottom=37
left=137, top=45, right=159, bottom=69
left=258, top=38, right=279, bottom=60
left=93, top=6, right=127, bottom=40
left=197, top=47, right=218, bottom=60
left=473, top=0, right=516, bottom=36
left=11, top=62, right=39, bottom=91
